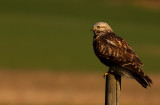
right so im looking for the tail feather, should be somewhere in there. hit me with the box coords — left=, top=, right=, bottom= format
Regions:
left=132, top=72, right=153, bottom=88
left=144, top=75, right=153, bottom=86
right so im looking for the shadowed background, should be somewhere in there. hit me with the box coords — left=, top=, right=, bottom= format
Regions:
left=0, top=0, right=160, bottom=105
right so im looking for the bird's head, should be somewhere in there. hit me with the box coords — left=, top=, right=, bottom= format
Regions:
left=91, top=22, right=113, bottom=34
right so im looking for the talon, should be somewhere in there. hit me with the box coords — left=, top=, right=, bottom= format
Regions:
left=105, top=72, right=108, bottom=76
left=103, top=72, right=109, bottom=78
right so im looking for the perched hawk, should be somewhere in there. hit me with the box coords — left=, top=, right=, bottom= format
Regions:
left=91, top=22, right=152, bottom=88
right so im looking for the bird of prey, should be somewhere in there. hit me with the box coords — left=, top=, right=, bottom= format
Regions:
left=91, top=22, right=152, bottom=88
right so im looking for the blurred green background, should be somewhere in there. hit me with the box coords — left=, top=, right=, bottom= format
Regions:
left=0, top=0, right=160, bottom=72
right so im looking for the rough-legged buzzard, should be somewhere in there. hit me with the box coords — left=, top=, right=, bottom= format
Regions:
left=91, top=22, right=152, bottom=88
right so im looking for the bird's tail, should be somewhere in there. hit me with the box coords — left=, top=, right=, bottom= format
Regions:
left=132, top=72, right=153, bottom=88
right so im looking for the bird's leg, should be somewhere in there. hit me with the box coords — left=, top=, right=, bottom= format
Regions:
left=103, top=68, right=112, bottom=78
left=103, top=72, right=109, bottom=78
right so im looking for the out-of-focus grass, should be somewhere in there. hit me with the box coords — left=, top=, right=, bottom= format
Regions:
left=0, top=0, right=159, bottom=72
left=0, top=71, right=159, bottom=105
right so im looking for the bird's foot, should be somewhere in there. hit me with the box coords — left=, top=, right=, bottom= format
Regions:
left=103, top=72, right=109, bottom=78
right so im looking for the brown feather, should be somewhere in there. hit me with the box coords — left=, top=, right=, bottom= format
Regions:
left=93, top=31, right=152, bottom=88
left=131, top=71, right=153, bottom=88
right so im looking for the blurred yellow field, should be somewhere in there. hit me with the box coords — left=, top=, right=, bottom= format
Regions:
left=0, top=71, right=159, bottom=105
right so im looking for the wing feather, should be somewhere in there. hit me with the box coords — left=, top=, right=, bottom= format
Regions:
left=94, top=33, right=143, bottom=73
left=93, top=30, right=152, bottom=88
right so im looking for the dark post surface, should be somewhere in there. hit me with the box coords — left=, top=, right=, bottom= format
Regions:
left=105, top=73, right=121, bottom=105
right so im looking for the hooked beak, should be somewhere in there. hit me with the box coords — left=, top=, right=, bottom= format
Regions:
left=91, top=27, right=95, bottom=31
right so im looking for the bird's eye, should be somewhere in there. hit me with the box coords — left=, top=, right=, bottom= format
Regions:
left=97, top=26, right=100, bottom=28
